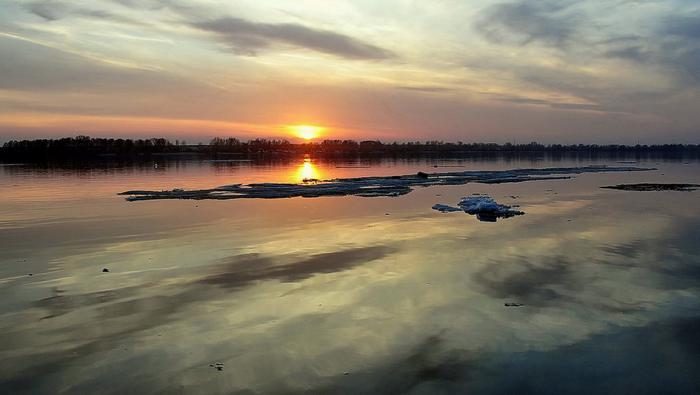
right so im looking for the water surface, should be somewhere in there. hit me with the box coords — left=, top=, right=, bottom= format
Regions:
left=1, top=156, right=700, bottom=394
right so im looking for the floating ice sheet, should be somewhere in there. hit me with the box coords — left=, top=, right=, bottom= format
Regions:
left=119, top=166, right=654, bottom=201
left=431, top=204, right=462, bottom=213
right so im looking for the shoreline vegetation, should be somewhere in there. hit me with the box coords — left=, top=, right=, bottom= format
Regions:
left=2, top=136, right=700, bottom=162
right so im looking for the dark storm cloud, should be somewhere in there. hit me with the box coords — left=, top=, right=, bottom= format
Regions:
left=474, top=0, right=578, bottom=47
left=190, top=17, right=394, bottom=60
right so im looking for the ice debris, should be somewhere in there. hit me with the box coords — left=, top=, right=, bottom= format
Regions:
left=431, top=204, right=462, bottom=213
left=119, top=166, right=653, bottom=202
left=432, top=195, right=524, bottom=222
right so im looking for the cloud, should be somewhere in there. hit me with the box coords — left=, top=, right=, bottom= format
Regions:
left=0, top=35, right=195, bottom=93
left=604, top=45, right=648, bottom=62
left=549, top=102, right=606, bottom=111
left=601, top=14, right=700, bottom=84
left=660, top=15, right=700, bottom=83
left=396, top=86, right=454, bottom=93
left=490, top=94, right=607, bottom=112
left=664, top=15, right=700, bottom=39
left=470, top=1, right=700, bottom=115
left=21, top=1, right=394, bottom=61
left=190, top=17, right=394, bottom=60
left=25, top=1, right=65, bottom=20
left=23, top=0, right=124, bottom=22
left=4, top=0, right=700, bottom=142
left=474, top=0, right=578, bottom=47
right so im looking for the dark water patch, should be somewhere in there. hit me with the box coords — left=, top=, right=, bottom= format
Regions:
left=471, top=256, right=580, bottom=307
left=307, top=335, right=480, bottom=395
left=472, top=316, right=700, bottom=395
left=602, top=183, right=700, bottom=191
left=304, top=316, right=700, bottom=394
left=33, top=286, right=141, bottom=320
left=601, top=239, right=647, bottom=258
left=595, top=218, right=700, bottom=290
left=200, top=246, right=395, bottom=288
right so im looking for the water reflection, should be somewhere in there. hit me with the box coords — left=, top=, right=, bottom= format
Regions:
left=1, top=158, right=700, bottom=394
left=293, top=157, right=322, bottom=183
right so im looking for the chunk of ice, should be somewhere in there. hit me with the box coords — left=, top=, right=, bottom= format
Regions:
left=432, top=204, right=462, bottom=212
left=433, top=195, right=524, bottom=222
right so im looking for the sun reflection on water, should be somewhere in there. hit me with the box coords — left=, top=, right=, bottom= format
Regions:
left=294, top=158, right=322, bottom=183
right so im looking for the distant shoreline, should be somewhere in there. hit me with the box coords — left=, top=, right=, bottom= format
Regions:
left=2, top=136, right=700, bottom=163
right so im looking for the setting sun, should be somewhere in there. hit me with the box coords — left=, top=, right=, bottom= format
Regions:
left=288, top=124, right=325, bottom=140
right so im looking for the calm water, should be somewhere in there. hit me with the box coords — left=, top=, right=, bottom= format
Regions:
left=1, top=156, right=700, bottom=394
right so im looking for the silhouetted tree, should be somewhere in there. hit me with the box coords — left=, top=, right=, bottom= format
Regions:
left=2, top=135, right=699, bottom=162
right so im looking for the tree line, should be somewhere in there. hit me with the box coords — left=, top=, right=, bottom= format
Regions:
left=2, top=135, right=700, bottom=161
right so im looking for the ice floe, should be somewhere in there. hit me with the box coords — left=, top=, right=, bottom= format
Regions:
left=433, top=195, right=525, bottom=222
left=431, top=204, right=462, bottom=213
left=119, top=166, right=653, bottom=201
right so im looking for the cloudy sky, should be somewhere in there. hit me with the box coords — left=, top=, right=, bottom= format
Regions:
left=1, top=0, right=699, bottom=143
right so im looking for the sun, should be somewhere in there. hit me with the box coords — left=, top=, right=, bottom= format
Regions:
left=288, top=124, right=325, bottom=140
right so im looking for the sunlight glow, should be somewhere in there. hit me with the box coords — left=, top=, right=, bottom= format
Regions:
left=288, top=124, right=325, bottom=140
left=294, top=158, right=322, bottom=182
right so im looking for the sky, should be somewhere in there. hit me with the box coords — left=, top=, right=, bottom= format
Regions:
left=1, top=0, right=699, bottom=144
